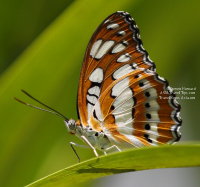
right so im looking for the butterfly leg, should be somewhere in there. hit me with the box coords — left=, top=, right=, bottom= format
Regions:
left=104, top=145, right=122, bottom=155
left=70, top=142, right=89, bottom=163
left=81, top=135, right=99, bottom=157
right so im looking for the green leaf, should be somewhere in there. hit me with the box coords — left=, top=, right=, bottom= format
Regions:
left=26, top=144, right=200, bottom=187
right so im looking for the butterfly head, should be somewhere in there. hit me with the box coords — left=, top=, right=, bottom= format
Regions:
left=65, top=119, right=76, bottom=134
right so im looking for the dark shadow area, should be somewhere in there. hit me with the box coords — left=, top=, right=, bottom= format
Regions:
left=77, top=167, right=135, bottom=174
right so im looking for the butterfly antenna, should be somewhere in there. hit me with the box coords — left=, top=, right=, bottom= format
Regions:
left=13, top=90, right=69, bottom=122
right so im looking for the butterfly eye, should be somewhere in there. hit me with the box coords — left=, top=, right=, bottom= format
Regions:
left=68, top=119, right=76, bottom=128
left=65, top=119, right=76, bottom=133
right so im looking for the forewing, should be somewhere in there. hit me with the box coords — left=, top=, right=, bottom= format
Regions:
left=77, top=11, right=155, bottom=127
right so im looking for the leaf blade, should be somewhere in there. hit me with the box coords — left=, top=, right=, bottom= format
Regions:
left=26, top=144, right=200, bottom=187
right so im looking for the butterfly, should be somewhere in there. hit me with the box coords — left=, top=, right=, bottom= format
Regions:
left=15, top=11, right=182, bottom=162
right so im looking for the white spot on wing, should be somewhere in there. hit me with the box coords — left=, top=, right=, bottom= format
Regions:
left=132, top=63, right=138, bottom=69
left=88, top=86, right=100, bottom=97
left=113, top=89, right=133, bottom=114
left=113, top=64, right=133, bottom=79
left=90, top=39, right=102, bottom=58
left=148, top=134, right=159, bottom=145
left=117, top=30, right=126, bottom=36
left=89, top=68, right=104, bottom=83
left=87, top=103, right=93, bottom=120
left=87, top=95, right=97, bottom=105
left=107, top=23, right=119, bottom=30
left=139, top=79, right=150, bottom=89
left=95, top=40, right=115, bottom=59
left=104, top=19, right=110, bottom=24
left=124, top=134, right=144, bottom=147
left=115, top=112, right=132, bottom=125
left=146, top=123, right=158, bottom=132
left=111, top=77, right=134, bottom=129
left=145, top=87, right=158, bottom=98
left=145, top=100, right=160, bottom=109
left=112, top=78, right=129, bottom=97
left=146, top=111, right=160, bottom=122
left=158, top=75, right=166, bottom=82
left=93, top=101, right=103, bottom=121
left=171, top=125, right=181, bottom=138
left=112, top=43, right=126, bottom=53
left=116, top=122, right=133, bottom=135
left=144, top=123, right=159, bottom=145
left=117, top=53, right=131, bottom=63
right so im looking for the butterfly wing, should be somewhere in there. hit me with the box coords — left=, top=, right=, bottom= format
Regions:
left=77, top=11, right=155, bottom=126
left=77, top=11, right=181, bottom=148
left=96, top=68, right=181, bottom=148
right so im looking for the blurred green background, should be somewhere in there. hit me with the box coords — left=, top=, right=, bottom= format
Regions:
left=0, top=0, right=199, bottom=187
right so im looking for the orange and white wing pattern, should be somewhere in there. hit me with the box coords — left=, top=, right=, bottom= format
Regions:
left=77, top=11, right=181, bottom=148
